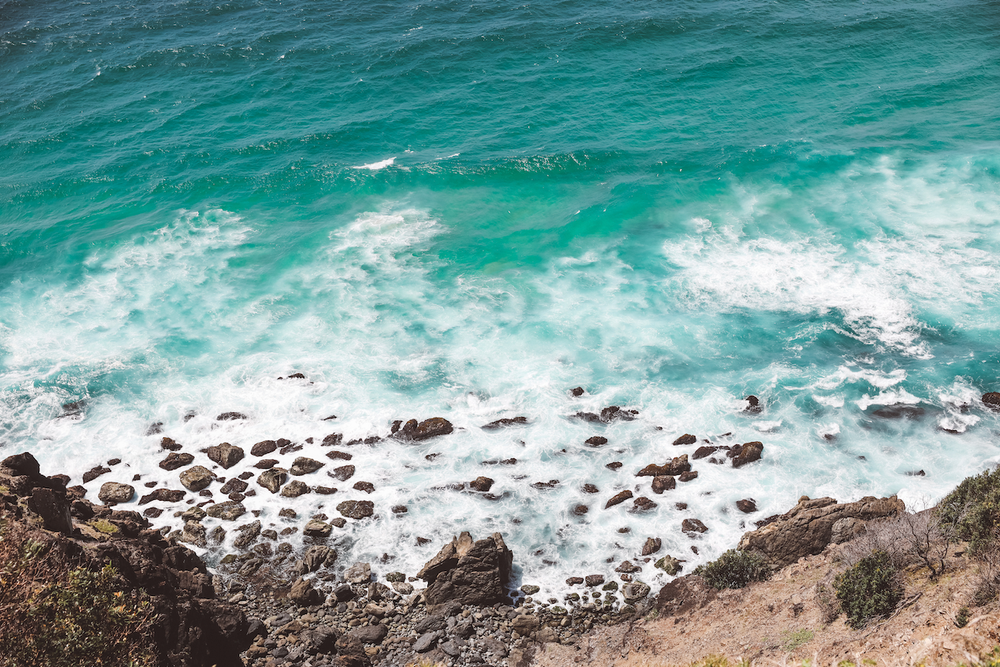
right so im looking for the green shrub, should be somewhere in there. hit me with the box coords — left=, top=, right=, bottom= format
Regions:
left=0, top=529, right=155, bottom=667
left=937, top=465, right=1000, bottom=553
left=834, top=550, right=903, bottom=629
left=695, top=549, right=772, bottom=590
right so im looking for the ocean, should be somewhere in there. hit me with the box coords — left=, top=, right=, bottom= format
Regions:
left=2, top=0, right=999, bottom=600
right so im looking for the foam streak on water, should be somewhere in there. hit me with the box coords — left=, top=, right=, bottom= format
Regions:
left=1, top=0, right=1000, bottom=600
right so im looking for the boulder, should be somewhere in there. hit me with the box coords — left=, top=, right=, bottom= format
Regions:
left=728, top=441, right=763, bottom=468
left=352, top=481, right=375, bottom=494
left=605, top=490, right=633, bottom=509
left=585, top=435, right=608, bottom=447
left=304, top=520, right=333, bottom=538
left=332, top=465, right=355, bottom=481
left=584, top=574, right=604, bottom=587
left=280, top=480, right=311, bottom=497
left=983, top=392, right=1000, bottom=411
left=205, top=501, right=246, bottom=521
left=206, top=443, right=244, bottom=469
left=655, top=555, right=682, bottom=575
left=417, top=532, right=513, bottom=612
left=651, top=476, right=676, bottom=494
left=159, top=452, right=195, bottom=471
left=394, top=417, right=454, bottom=441
left=622, top=581, right=651, bottom=604
left=326, top=450, right=352, bottom=461
left=345, top=562, right=372, bottom=584
left=216, top=412, right=247, bottom=421
left=98, top=482, right=135, bottom=505
left=481, top=417, right=528, bottom=430
left=637, top=455, right=691, bottom=477
left=304, top=625, right=340, bottom=654
left=678, top=470, right=698, bottom=482
left=681, top=518, right=708, bottom=534
left=250, top=440, right=277, bottom=457
left=745, top=395, right=762, bottom=412
left=349, top=623, right=388, bottom=644
left=642, top=537, right=661, bottom=556
left=632, top=497, right=657, bottom=512
left=469, top=476, right=494, bottom=492
left=601, top=406, right=637, bottom=422
left=511, top=614, right=540, bottom=635
left=337, top=500, right=374, bottom=520
left=219, top=479, right=248, bottom=495
left=257, top=468, right=287, bottom=494
left=179, top=466, right=214, bottom=492
left=83, top=465, right=111, bottom=483
left=736, top=498, right=757, bottom=513
left=27, top=486, right=73, bottom=533
left=160, top=437, right=183, bottom=451
left=672, top=434, right=697, bottom=446
left=290, top=457, right=324, bottom=476
left=570, top=387, right=585, bottom=397
left=737, top=495, right=905, bottom=568
left=289, top=577, right=323, bottom=606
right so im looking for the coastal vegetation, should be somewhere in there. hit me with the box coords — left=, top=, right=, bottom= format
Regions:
left=694, top=549, right=772, bottom=590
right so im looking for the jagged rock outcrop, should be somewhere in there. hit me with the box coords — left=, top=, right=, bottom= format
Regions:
left=417, top=532, right=513, bottom=612
left=737, top=494, right=905, bottom=568
left=0, top=452, right=252, bottom=667
left=392, top=417, right=454, bottom=441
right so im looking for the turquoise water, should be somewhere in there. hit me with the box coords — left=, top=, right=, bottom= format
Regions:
left=2, top=0, right=1000, bottom=596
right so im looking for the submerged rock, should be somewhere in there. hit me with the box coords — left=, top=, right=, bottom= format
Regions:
left=481, top=416, right=528, bottom=430
left=601, top=406, right=638, bottom=422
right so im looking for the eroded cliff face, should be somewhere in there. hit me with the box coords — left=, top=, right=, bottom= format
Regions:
left=0, top=452, right=253, bottom=667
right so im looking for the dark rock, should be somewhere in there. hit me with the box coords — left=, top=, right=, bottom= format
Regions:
left=316, top=486, right=337, bottom=495
left=326, top=450, right=352, bottom=461
left=303, top=520, right=332, bottom=538
left=693, top=445, right=726, bottom=460
left=392, top=505, right=407, bottom=514
left=642, top=537, right=662, bottom=556
left=872, top=404, right=926, bottom=419
left=601, top=406, right=637, bottom=422
left=348, top=624, right=388, bottom=644
left=321, top=433, right=344, bottom=447
left=906, top=469, right=926, bottom=477
left=253, top=458, right=278, bottom=470
left=737, top=495, right=906, bottom=568
left=585, top=436, right=608, bottom=447
left=728, top=441, right=764, bottom=468
left=736, top=498, right=757, bottom=513
left=651, top=475, right=676, bottom=493
left=566, top=576, right=584, bottom=586
left=570, top=387, right=585, bottom=397
left=531, top=480, right=559, bottom=490
left=216, top=412, right=248, bottom=421
left=678, top=470, right=698, bottom=483
left=290, top=457, right=324, bottom=476
left=413, top=631, right=441, bottom=653
left=481, top=417, right=528, bottom=430
left=219, top=478, right=248, bottom=495
left=416, top=532, right=513, bottom=612
left=582, top=484, right=599, bottom=494
left=606, top=462, right=622, bottom=471
left=570, top=411, right=601, bottom=423
left=469, top=476, right=494, bottom=492
left=394, top=417, right=454, bottom=441
left=672, top=434, right=697, bottom=446
left=27, top=486, right=73, bottom=533
left=61, top=401, right=85, bottom=417
left=682, top=518, right=708, bottom=533
left=179, top=466, right=214, bottom=492
left=605, top=490, right=633, bottom=509
left=572, top=504, right=589, bottom=516
left=637, top=455, right=691, bottom=477
left=206, top=443, right=244, bottom=469
left=161, top=437, right=183, bottom=451
left=304, top=625, right=339, bottom=653
left=206, top=501, right=246, bottom=521
left=233, top=520, right=261, bottom=549
left=332, top=465, right=355, bottom=481
left=632, top=496, right=657, bottom=512
left=250, top=440, right=277, bottom=457
left=622, top=581, right=651, bottom=604
left=983, top=392, right=1000, bottom=410
left=585, top=574, right=604, bottom=587
left=280, top=480, right=310, bottom=497
left=83, top=465, right=112, bottom=483
left=352, top=481, right=374, bottom=494
left=107, top=458, right=122, bottom=466
left=257, top=468, right=287, bottom=494
left=159, top=453, right=195, bottom=471
left=289, top=577, right=323, bottom=606
left=337, top=500, right=374, bottom=520
left=745, top=395, right=762, bottom=413
left=139, top=488, right=186, bottom=505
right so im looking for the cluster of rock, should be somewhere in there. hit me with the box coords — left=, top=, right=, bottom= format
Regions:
left=0, top=452, right=252, bottom=667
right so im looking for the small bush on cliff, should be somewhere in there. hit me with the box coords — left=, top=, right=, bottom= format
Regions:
left=937, top=465, right=1000, bottom=553
left=833, top=550, right=903, bottom=629
left=0, top=524, right=154, bottom=667
left=695, top=549, right=772, bottom=590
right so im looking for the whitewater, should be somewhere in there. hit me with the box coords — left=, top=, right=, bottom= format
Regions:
left=2, top=0, right=999, bottom=600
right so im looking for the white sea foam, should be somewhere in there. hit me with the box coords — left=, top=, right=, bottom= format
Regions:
left=351, top=157, right=395, bottom=170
